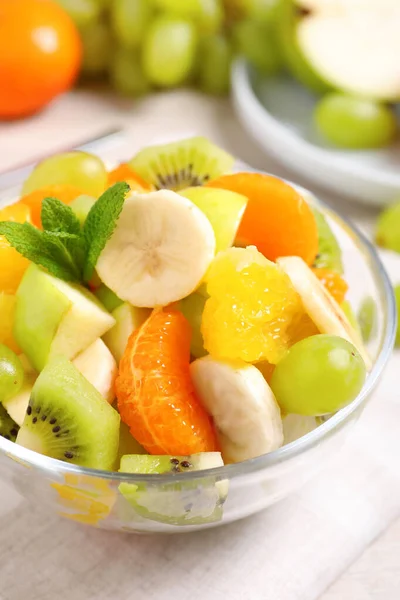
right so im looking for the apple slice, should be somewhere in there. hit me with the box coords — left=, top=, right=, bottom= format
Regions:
left=14, top=265, right=115, bottom=372
left=180, top=187, right=248, bottom=254
left=73, top=339, right=117, bottom=404
left=103, top=303, right=151, bottom=363
left=297, top=8, right=400, bottom=100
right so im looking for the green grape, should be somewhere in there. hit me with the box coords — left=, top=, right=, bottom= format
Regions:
left=81, top=20, right=113, bottom=76
left=22, top=152, right=107, bottom=197
left=57, top=0, right=101, bottom=28
left=270, top=334, right=366, bottom=416
left=375, top=201, right=400, bottom=253
left=179, top=292, right=207, bottom=358
left=357, top=297, right=376, bottom=343
left=314, top=93, right=397, bottom=150
left=198, top=34, right=232, bottom=95
left=0, top=345, right=24, bottom=404
left=233, top=19, right=281, bottom=75
left=394, top=285, right=400, bottom=347
left=142, top=17, right=197, bottom=87
left=70, top=194, right=96, bottom=225
left=111, top=0, right=153, bottom=49
left=153, top=0, right=223, bottom=34
left=111, top=48, right=151, bottom=97
left=239, top=0, right=281, bottom=24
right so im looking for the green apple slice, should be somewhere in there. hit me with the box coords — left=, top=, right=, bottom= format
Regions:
left=95, top=284, right=123, bottom=313
left=103, top=303, right=151, bottom=363
left=180, top=187, right=248, bottom=254
left=14, top=265, right=115, bottom=372
left=297, top=9, right=400, bottom=101
left=179, top=291, right=207, bottom=358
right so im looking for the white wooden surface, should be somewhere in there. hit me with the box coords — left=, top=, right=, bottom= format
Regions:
left=0, top=89, right=399, bottom=600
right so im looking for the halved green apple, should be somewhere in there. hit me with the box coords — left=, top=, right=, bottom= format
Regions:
left=276, top=0, right=331, bottom=94
left=14, top=265, right=115, bottom=371
left=295, top=0, right=400, bottom=100
left=180, top=187, right=248, bottom=254
left=103, top=303, right=151, bottom=363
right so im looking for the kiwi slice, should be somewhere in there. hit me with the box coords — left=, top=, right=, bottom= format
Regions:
left=16, top=355, right=120, bottom=470
left=119, top=453, right=228, bottom=526
left=128, top=137, right=234, bottom=191
left=0, top=404, right=19, bottom=442
left=312, top=207, right=343, bottom=274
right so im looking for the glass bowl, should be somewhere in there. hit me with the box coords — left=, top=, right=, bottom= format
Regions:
left=0, top=133, right=395, bottom=533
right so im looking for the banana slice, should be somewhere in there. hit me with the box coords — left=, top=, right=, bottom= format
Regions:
left=277, top=256, right=371, bottom=370
left=190, top=356, right=283, bottom=463
left=96, top=190, right=216, bottom=308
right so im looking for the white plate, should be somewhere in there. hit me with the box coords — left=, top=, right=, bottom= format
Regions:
left=231, top=60, right=400, bottom=206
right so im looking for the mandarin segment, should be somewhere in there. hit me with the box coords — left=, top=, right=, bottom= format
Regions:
left=108, top=163, right=153, bottom=191
left=312, top=268, right=348, bottom=304
left=207, top=173, right=318, bottom=265
left=201, top=247, right=302, bottom=364
left=288, top=312, right=320, bottom=345
left=115, top=308, right=218, bottom=455
left=20, top=184, right=84, bottom=228
left=0, top=203, right=32, bottom=293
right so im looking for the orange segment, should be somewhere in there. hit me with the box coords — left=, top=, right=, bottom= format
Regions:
left=0, top=203, right=32, bottom=293
left=108, top=163, right=153, bottom=192
left=288, top=312, right=320, bottom=345
left=312, top=268, right=348, bottom=304
left=207, top=173, right=318, bottom=265
left=0, top=293, right=20, bottom=353
left=201, top=247, right=302, bottom=364
left=20, top=184, right=83, bottom=228
left=116, top=308, right=219, bottom=455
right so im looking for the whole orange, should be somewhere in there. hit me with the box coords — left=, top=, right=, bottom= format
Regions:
left=0, top=0, right=82, bottom=119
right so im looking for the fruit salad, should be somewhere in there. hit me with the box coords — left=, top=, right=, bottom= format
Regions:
left=0, top=137, right=370, bottom=523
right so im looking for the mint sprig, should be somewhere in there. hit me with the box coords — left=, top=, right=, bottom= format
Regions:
left=83, top=181, right=129, bottom=282
left=0, top=182, right=129, bottom=285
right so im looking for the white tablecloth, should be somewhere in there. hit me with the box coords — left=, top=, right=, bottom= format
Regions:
left=0, top=90, right=399, bottom=600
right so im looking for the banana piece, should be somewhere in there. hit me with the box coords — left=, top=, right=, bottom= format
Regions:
left=96, top=190, right=216, bottom=308
left=277, top=256, right=371, bottom=370
left=282, top=414, right=319, bottom=445
left=73, top=339, right=117, bottom=404
left=190, top=356, right=283, bottom=463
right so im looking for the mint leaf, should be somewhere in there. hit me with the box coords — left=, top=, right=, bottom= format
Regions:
left=0, top=222, right=79, bottom=282
left=42, top=232, right=82, bottom=280
left=41, top=197, right=81, bottom=236
left=83, top=181, right=129, bottom=282
left=41, top=197, right=87, bottom=276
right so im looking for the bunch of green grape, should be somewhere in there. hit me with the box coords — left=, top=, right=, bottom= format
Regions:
left=56, top=0, right=282, bottom=96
